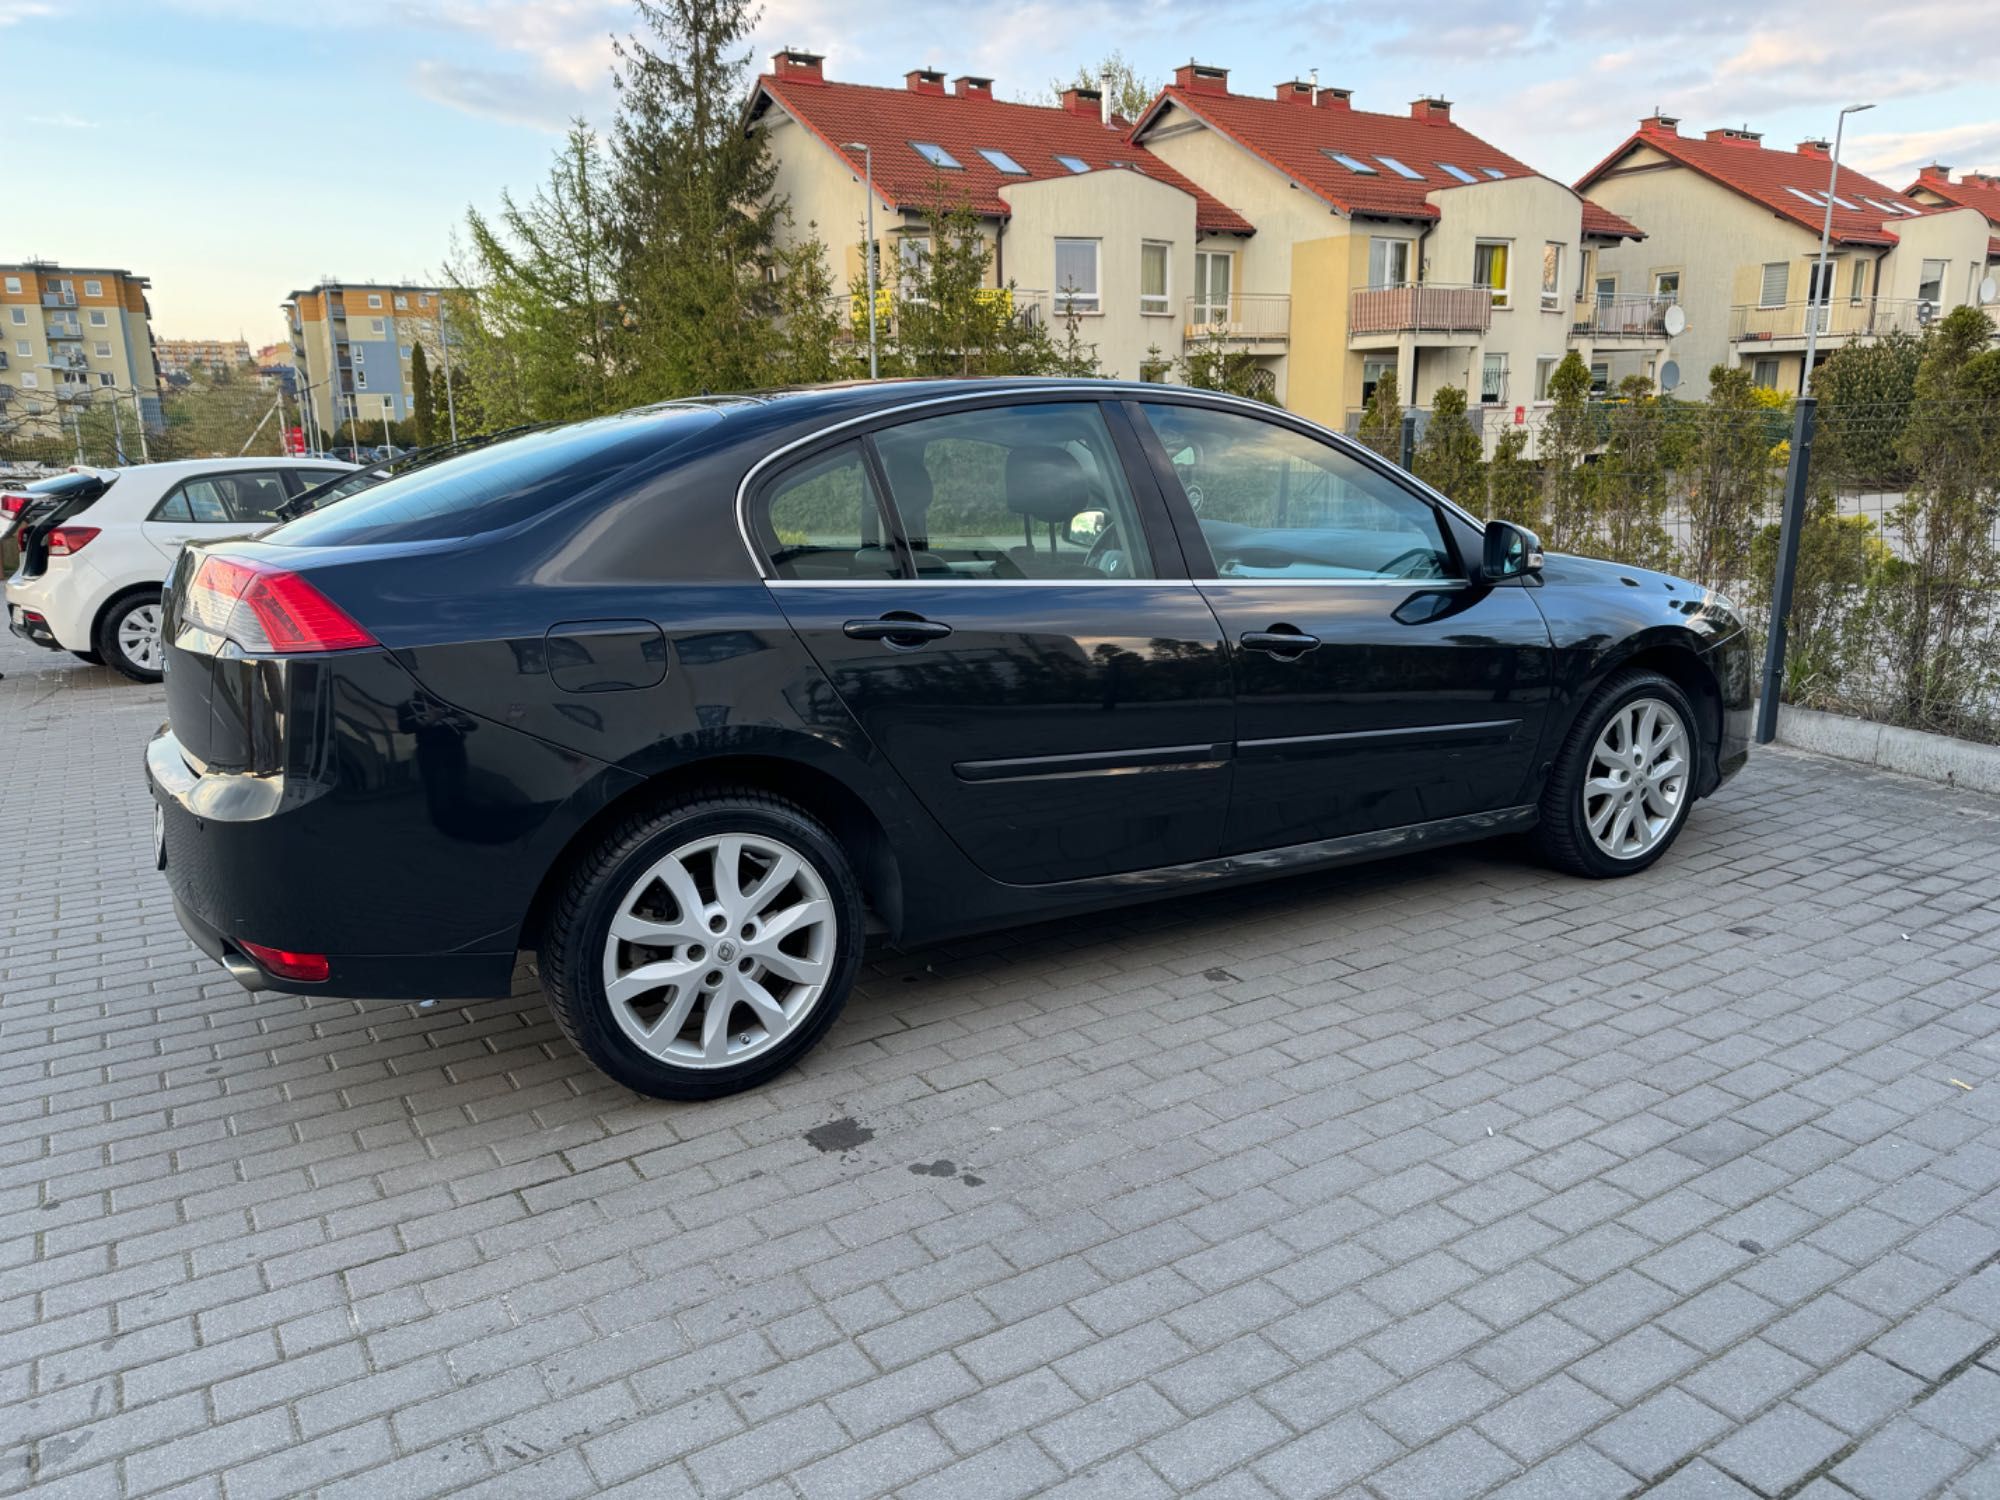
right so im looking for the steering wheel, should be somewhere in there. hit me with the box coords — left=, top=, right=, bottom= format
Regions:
left=1378, top=546, right=1447, bottom=580
left=1084, top=524, right=1131, bottom=577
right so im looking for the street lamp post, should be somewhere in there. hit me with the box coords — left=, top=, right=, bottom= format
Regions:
left=1757, top=100, right=1874, bottom=746
left=843, top=141, right=879, bottom=380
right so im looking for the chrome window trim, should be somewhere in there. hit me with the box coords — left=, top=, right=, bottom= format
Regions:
left=762, top=577, right=1466, bottom=590
left=734, top=383, right=1482, bottom=581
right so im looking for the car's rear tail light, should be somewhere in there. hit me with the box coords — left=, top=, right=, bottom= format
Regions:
left=1, top=492, right=30, bottom=518
left=237, top=940, right=330, bottom=983
left=184, top=554, right=376, bottom=654
left=45, top=526, right=100, bottom=556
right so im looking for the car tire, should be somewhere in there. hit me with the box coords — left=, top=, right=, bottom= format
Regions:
left=1534, top=668, right=1700, bottom=878
left=95, top=590, right=166, bottom=683
left=539, top=790, right=866, bottom=1101
left=70, top=649, right=103, bottom=665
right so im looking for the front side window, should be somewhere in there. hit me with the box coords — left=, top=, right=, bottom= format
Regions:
left=89, top=309, right=107, bottom=327
left=1054, top=239, right=1100, bottom=314
left=368, top=293, right=383, bottom=308
left=95, top=342, right=111, bottom=358
left=1193, top=251, right=1232, bottom=322
left=1474, top=241, right=1510, bottom=308
left=1481, top=353, right=1508, bottom=404
left=1752, top=357, right=1779, bottom=388
left=1534, top=356, right=1558, bottom=400
left=1589, top=362, right=1609, bottom=395
left=761, top=445, right=898, bottom=580
left=1139, top=403, right=1452, bottom=581
left=1654, top=270, right=1681, bottom=299
left=872, top=402, right=1152, bottom=581
left=2, top=276, right=18, bottom=293
left=1849, top=259, right=1868, bottom=303
left=1541, top=243, right=1563, bottom=308
left=8, top=307, right=23, bottom=324
left=1140, top=241, right=1170, bottom=314
left=1759, top=263, right=1789, bottom=307
left=83, top=280, right=102, bottom=297
left=1919, top=258, right=1947, bottom=304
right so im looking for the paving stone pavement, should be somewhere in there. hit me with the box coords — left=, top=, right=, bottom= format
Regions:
left=3, top=627, right=1999, bottom=1500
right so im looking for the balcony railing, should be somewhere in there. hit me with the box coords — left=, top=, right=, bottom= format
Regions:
left=45, top=321, right=83, bottom=340
left=829, top=287, right=1051, bottom=344
left=1729, top=297, right=1933, bottom=342
left=1183, top=293, right=1290, bottom=345
left=49, top=349, right=88, bottom=372
left=41, top=290, right=77, bottom=308
left=1573, top=293, right=1678, bottom=339
left=1349, top=283, right=1492, bottom=338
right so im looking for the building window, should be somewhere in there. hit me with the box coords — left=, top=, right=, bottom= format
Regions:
left=2, top=276, right=18, bottom=293
left=1474, top=241, right=1510, bottom=308
left=1140, top=241, right=1170, bottom=315
left=1368, top=237, right=1412, bottom=289
left=13, top=340, right=27, bottom=357
left=1849, top=259, right=1868, bottom=303
left=1595, top=275, right=1617, bottom=304
left=83, top=279, right=102, bottom=296
left=1360, top=355, right=1395, bottom=405
left=977, top=147, right=1027, bottom=175
left=1653, top=271, right=1680, bottom=300
left=1054, top=154, right=1090, bottom=174
left=1054, top=238, right=1100, bottom=314
left=897, top=236, right=930, bottom=299
left=1589, top=362, right=1610, bottom=395
left=1480, top=352, right=1507, bottom=404
left=394, top=294, right=408, bottom=309
left=1541, top=243, right=1563, bottom=309
left=1192, top=251, right=1232, bottom=323
left=1534, top=356, right=1558, bottom=400
left=1918, top=259, right=1947, bottom=305
left=8, top=308, right=22, bottom=324
left=95, top=342, right=111, bottom=358
left=89, top=309, right=107, bottom=326
left=1759, top=263, right=1790, bottom=307
left=1752, top=357, right=1779, bottom=388
left=99, top=373, right=114, bottom=386
left=910, top=141, right=962, bottom=170
left=21, top=372, right=37, bottom=388
left=355, top=368, right=368, bottom=388
left=368, top=293, right=383, bottom=308
left=1576, top=248, right=1592, bottom=300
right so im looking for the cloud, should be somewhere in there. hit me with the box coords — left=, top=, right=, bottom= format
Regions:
left=411, top=58, right=590, bottom=130
left=24, top=112, right=98, bottom=129
left=1850, top=120, right=2000, bottom=185
left=0, top=0, right=52, bottom=21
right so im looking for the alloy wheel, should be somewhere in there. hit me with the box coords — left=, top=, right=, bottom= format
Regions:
left=118, top=603, right=163, bottom=673
left=1583, top=696, right=1689, bottom=860
left=599, top=832, right=836, bottom=1069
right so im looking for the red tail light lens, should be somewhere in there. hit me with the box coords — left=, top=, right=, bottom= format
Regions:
left=45, top=526, right=100, bottom=556
left=238, top=940, right=330, bottom=983
left=1, top=493, right=30, bottom=517
left=184, top=554, right=376, bottom=654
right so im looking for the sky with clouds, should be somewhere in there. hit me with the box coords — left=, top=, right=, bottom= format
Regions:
left=3, top=0, right=1994, bottom=340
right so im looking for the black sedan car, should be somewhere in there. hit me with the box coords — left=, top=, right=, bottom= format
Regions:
left=147, top=380, right=1750, bottom=1100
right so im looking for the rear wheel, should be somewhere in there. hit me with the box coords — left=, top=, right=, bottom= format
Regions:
left=95, top=590, right=165, bottom=683
left=1535, top=668, right=1698, bottom=878
left=539, top=791, right=864, bottom=1100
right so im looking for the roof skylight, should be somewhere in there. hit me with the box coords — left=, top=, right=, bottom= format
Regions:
left=1376, top=155, right=1425, bottom=180
left=1325, top=149, right=1377, bottom=174
left=1481, top=167, right=1507, bottom=180
left=1437, top=162, right=1477, bottom=183
left=911, top=141, right=962, bottom=169
left=977, top=147, right=1027, bottom=175
left=1054, top=154, right=1090, bottom=174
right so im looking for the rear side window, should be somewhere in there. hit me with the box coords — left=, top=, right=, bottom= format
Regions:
left=151, top=473, right=289, bottom=524
left=266, top=409, right=719, bottom=547
left=761, top=444, right=900, bottom=580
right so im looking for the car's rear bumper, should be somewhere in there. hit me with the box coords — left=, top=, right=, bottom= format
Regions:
left=6, top=600, right=63, bottom=651
left=147, top=723, right=522, bottom=1000
left=5, top=564, right=99, bottom=652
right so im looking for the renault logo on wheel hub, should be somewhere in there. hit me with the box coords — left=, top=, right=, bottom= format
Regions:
left=716, top=940, right=738, bottom=963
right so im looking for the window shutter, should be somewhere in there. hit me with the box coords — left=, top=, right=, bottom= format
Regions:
left=1760, top=263, right=1790, bottom=306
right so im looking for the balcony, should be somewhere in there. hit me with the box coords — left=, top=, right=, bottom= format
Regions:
left=41, top=290, right=77, bottom=309
left=1573, top=293, right=1678, bottom=340
left=49, top=349, right=88, bottom=372
left=1349, top=283, right=1492, bottom=342
left=1729, top=297, right=1930, bottom=344
left=45, top=321, right=83, bottom=341
left=1182, top=293, right=1290, bottom=347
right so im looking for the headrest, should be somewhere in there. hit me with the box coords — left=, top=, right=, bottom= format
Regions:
left=1004, top=444, right=1095, bottom=525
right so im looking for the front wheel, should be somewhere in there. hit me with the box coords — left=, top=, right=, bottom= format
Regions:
left=1535, top=668, right=1699, bottom=878
left=95, top=590, right=165, bottom=683
left=539, top=791, right=865, bottom=1100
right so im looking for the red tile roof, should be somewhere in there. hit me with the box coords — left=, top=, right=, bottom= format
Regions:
left=1577, top=125, right=1932, bottom=248
left=749, top=73, right=1254, bottom=236
left=1906, top=171, right=2000, bottom=230
left=1131, top=83, right=1643, bottom=239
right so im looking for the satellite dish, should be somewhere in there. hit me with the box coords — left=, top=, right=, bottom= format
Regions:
left=1659, top=360, right=1681, bottom=392
left=1662, top=304, right=1687, bottom=337
left=1981, top=276, right=1998, bottom=304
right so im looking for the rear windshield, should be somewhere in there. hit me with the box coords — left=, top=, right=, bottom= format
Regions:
left=264, top=408, right=721, bottom=547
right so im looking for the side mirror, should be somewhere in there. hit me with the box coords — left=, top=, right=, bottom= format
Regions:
left=1481, top=519, right=1544, bottom=582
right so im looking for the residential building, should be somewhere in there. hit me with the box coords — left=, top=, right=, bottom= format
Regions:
left=0, top=261, right=162, bottom=435
left=1577, top=117, right=1995, bottom=398
left=1903, top=163, right=2000, bottom=318
left=745, top=51, right=1255, bottom=386
left=154, top=337, right=252, bottom=379
left=282, top=281, right=442, bottom=435
left=1129, top=65, right=1649, bottom=426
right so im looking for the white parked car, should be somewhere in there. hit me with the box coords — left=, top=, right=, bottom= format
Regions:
left=5, top=457, right=355, bottom=681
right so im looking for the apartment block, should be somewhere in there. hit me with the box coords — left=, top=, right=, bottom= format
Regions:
left=747, top=51, right=1255, bottom=387
left=1130, top=67, right=1653, bottom=427
left=1578, top=117, right=1998, bottom=398
left=282, top=280, right=442, bottom=435
left=154, top=337, right=252, bottom=379
left=0, top=261, right=162, bottom=435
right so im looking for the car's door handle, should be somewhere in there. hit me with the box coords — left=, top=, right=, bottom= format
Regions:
left=1241, top=627, right=1320, bottom=658
left=843, top=615, right=953, bottom=645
